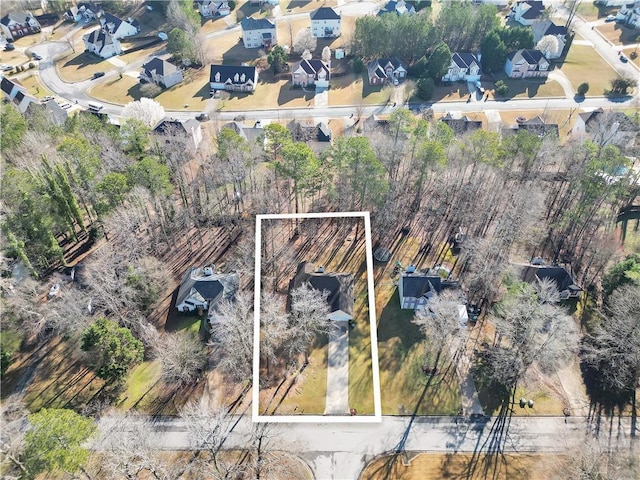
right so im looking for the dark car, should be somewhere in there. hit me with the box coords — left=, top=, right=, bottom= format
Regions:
left=4, top=43, right=15, bottom=51
left=620, top=55, right=628, bottom=63
left=92, top=71, right=105, bottom=79
left=195, top=113, right=210, bottom=121
left=31, top=52, right=42, bottom=60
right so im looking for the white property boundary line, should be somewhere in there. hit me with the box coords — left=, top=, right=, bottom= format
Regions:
left=253, top=211, right=382, bottom=423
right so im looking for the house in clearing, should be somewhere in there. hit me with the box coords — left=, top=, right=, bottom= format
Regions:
left=0, top=11, right=41, bottom=41
left=505, top=49, right=549, bottom=78
left=440, top=113, right=482, bottom=134
left=288, top=262, right=354, bottom=322
left=176, top=265, right=239, bottom=314
left=310, top=7, right=341, bottom=38
left=140, top=57, right=183, bottom=89
left=441, top=53, right=481, bottom=83
left=210, top=64, right=259, bottom=93
left=291, top=59, right=330, bottom=90
left=83, top=29, right=122, bottom=58
left=367, top=58, right=407, bottom=85
left=153, top=117, right=203, bottom=152
left=398, top=265, right=460, bottom=310
left=571, top=108, right=639, bottom=150
left=240, top=17, right=276, bottom=49
left=196, top=0, right=231, bottom=17
left=503, top=116, right=559, bottom=137
left=522, top=265, right=582, bottom=300
left=512, top=0, right=545, bottom=26
left=378, top=0, right=416, bottom=16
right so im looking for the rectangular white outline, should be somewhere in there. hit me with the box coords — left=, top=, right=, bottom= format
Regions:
left=253, top=211, right=382, bottom=423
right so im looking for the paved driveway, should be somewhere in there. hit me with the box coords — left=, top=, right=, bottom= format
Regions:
left=324, top=322, right=350, bottom=415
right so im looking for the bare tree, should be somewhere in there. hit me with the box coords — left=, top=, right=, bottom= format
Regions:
left=122, top=98, right=166, bottom=128
left=259, top=291, right=289, bottom=376
left=140, top=83, right=162, bottom=98
left=321, top=46, right=331, bottom=64
left=157, top=331, right=207, bottom=386
left=293, top=28, right=317, bottom=54
left=0, top=399, right=27, bottom=477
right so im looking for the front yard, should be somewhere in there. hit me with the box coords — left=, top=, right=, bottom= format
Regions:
left=559, top=45, right=620, bottom=96
left=329, top=73, right=393, bottom=106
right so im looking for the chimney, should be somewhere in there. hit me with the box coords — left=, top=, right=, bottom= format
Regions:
left=316, top=266, right=325, bottom=273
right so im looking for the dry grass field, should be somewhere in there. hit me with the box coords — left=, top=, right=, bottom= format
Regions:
left=560, top=45, right=620, bottom=96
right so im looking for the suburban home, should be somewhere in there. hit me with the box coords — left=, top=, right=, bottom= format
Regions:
left=441, top=53, right=481, bottom=82
left=505, top=49, right=549, bottom=78
left=176, top=265, right=239, bottom=314
left=522, top=265, right=582, bottom=300
left=100, top=12, right=139, bottom=39
left=240, top=17, right=276, bottom=49
left=1, top=77, right=38, bottom=113
left=288, top=262, right=354, bottom=322
left=140, top=57, right=183, bottom=88
left=310, top=7, right=341, bottom=38
left=367, top=58, right=407, bottom=85
left=617, top=2, right=640, bottom=29
left=64, top=3, right=102, bottom=22
left=378, top=0, right=416, bottom=16
left=397, top=265, right=460, bottom=310
left=210, top=64, right=259, bottom=93
left=503, top=116, right=558, bottom=137
left=292, top=59, right=330, bottom=90
left=572, top=108, right=639, bottom=149
left=83, top=29, right=122, bottom=58
left=153, top=117, right=203, bottom=152
left=26, top=99, right=68, bottom=126
left=440, top=113, right=483, bottom=134
left=196, top=0, right=231, bottom=17
left=532, top=20, right=567, bottom=59
left=220, top=121, right=266, bottom=147
left=512, top=0, right=545, bottom=26
left=0, top=11, right=41, bottom=41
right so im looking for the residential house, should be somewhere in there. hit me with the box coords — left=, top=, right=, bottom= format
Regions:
left=64, top=3, right=102, bottom=22
left=140, top=57, right=183, bottom=88
left=26, top=99, right=68, bottom=126
left=220, top=121, right=266, bottom=147
left=288, top=262, right=354, bottom=322
left=505, top=49, right=549, bottom=78
left=397, top=265, right=460, bottom=310
left=503, top=116, right=559, bottom=137
left=240, top=17, right=276, bottom=49
left=63, top=6, right=80, bottom=22
left=513, top=0, right=545, bottom=26
left=440, top=113, right=483, bottom=134
left=617, top=2, right=640, bottom=28
left=175, top=265, right=239, bottom=314
left=100, top=12, right=139, bottom=39
left=367, top=58, right=407, bottom=85
left=532, top=20, right=567, bottom=59
left=1, top=77, right=38, bottom=113
left=292, top=59, right=330, bottom=90
left=310, top=7, right=341, bottom=38
left=210, top=64, right=259, bottom=92
left=572, top=108, right=639, bottom=149
left=83, top=29, right=122, bottom=58
left=0, top=11, right=41, bottom=41
left=153, top=117, right=203, bottom=152
left=441, top=53, right=481, bottom=82
left=378, top=0, right=416, bottom=16
left=197, top=0, right=231, bottom=17
left=522, top=265, right=582, bottom=300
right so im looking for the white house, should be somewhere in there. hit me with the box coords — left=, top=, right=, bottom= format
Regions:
left=140, top=57, right=183, bottom=88
left=378, top=0, right=416, bottom=16
left=196, top=0, right=231, bottom=17
left=292, top=59, right=330, bottom=90
left=210, top=64, right=259, bottom=92
left=513, top=0, right=545, bottom=26
left=83, top=29, right=122, bottom=58
left=532, top=20, right=567, bottom=59
left=175, top=266, right=238, bottom=313
left=1, top=77, right=39, bottom=114
left=100, top=12, right=139, bottom=39
left=0, top=11, right=41, bottom=41
left=367, top=58, right=407, bottom=85
left=310, top=7, right=341, bottom=38
left=64, top=3, right=102, bottom=22
left=240, top=17, right=276, bottom=49
left=153, top=118, right=203, bottom=152
left=505, top=49, right=549, bottom=78
left=442, top=53, right=481, bottom=82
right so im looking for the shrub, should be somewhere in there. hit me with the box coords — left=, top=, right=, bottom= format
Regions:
left=353, top=57, right=364, bottom=74
left=494, top=80, right=509, bottom=96
left=28, top=62, right=35, bottom=69
left=577, top=82, right=589, bottom=96
left=416, top=75, right=435, bottom=100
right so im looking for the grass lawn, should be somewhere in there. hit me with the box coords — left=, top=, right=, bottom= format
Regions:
left=576, top=2, right=602, bottom=22
left=281, top=0, right=338, bottom=13
left=1, top=329, right=22, bottom=356
left=15, top=72, right=55, bottom=98
left=360, top=452, right=560, bottom=480
left=488, top=73, right=565, bottom=100
left=88, top=75, right=138, bottom=104
left=0, top=48, right=29, bottom=65
left=221, top=70, right=312, bottom=110
left=57, top=51, right=115, bottom=82
left=595, top=21, right=640, bottom=46
left=559, top=45, right=620, bottom=96
left=276, top=342, right=328, bottom=414
left=329, top=73, right=392, bottom=106
left=117, top=360, right=163, bottom=411
left=168, top=315, right=203, bottom=335
left=498, top=109, right=578, bottom=140
left=276, top=16, right=309, bottom=48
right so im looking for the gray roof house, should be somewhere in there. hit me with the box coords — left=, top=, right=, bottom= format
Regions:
left=522, top=265, right=582, bottom=299
left=310, top=7, right=341, bottom=38
left=100, top=12, right=139, bottom=39
left=83, top=29, right=122, bottom=58
left=572, top=108, right=639, bottom=150
left=153, top=117, right=203, bottom=152
left=440, top=113, right=483, bottom=134
left=442, top=52, right=481, bottom=82
left=289, top=262, right=354, bottom=322
left=240, top=17, right=276, bottom=49
left=0, top=11, right=41, bottom=41
left=210, top=64, right=259, bottom=93
left=176, top=266, right=239, bottom=314
left=505, top=49, right=549, bottom=78
left=503, top=116, right=559, bottom=137
left=367, top=58, right=407, bottom=85
left=1, top=76, right=38, bottom=113
left=292, top=59, right=330, bottom=90
left=140, top=57, right=183, bottom=88
left=398, top=266, right=460, bottom=310
left=513, top=0, right=545, bottom=26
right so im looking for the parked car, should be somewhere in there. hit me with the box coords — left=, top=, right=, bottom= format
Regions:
left=195, top=113, right=210, bottom=121
left=620, top=54, right=628, bottom=63
left=42, top=95, right=55, bottom=101
left=0, top=64, right=13, bottom=71
left=605, top=15, right=616, bottom=22
left=92, top=71, right=105, bottom=79
left=4, top=43, right=15, bottom=51
left=31, top=52, right=42, bottom=60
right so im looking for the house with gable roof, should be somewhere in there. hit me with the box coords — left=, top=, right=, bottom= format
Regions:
left=292, top=59, right=330, bottom=90
left=288, top=262, right=354, bottom=322
left=154, top=117, right=203, bottom=152
left=1, top=76, right=38, bottom=113
left=310, top=7, right=341, bottom=38
left=210, top=64, right=259, bottom=93
left=532, top=20, right=568, bottom=59
left=513, top=0, right=545, bottom=26
left=240, top=17, right=276, bottom=49
left=140, top=57, right=183, bottom=88
left=505, top=49, right=549, bottom=78
left=378, top=0, right=416, bottom=16
left=367, top=58, right=407, bottom=85
left=83, top=29, right=122, bottom=58
left=442, top=53, right=481, bottom=82
left=440, top=113, right=483, bottom=134
left=397, top=265, right=461, bottom=310
left=0, top=11, right=41, bottom=41
left=572, top=108, right=639, bottom=149
left=197, top=0, right=231, bottom=17
left=100, top=12, right=138, bottom=39
left=176, top=265, right=239, bottom=314
left=522, top=265, right=582, bottom=300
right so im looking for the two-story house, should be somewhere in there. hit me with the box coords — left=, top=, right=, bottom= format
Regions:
left=140, top=57, right=183, bottom=88
left=240, top=17, right=276, bottom=49
left=505, top=49, right=549, bottom=78
left=310, top=7, right=341, bottom=38
left=1, top=77, right=38, bottom=113
left=618, top=2, right=640, bottom=29
left=64, top=3, right=102, bottom=22
left=83, top=29, right=122, bottom=58
left=0, top=11, right=41, bottom=41
left=532, top=20, right=568, bottom=59
left=197, top=0, right=231, bottom=17
left=441, top=53, right=481, bottom=82
left=513, top=0, right=545, bottom=26
left=100, top=12, right=139, bottom=39
left=292, top=59, right=330, bottom=90
left=153, top=117, right=203, bottom=152
left=210, top=64, right=259, bottom=93
left=367, top=58, right=407, bottom=85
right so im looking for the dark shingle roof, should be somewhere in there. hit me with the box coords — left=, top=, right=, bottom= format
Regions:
left=402, top=275, right=442, bottom=298
left=311, top=7, right=340, bottom=20
left=508, top=49, right=547, bottom=67
left=176, top=267, right=238, bottom=308
left=451, top=52, right=480, bottom=70
left=84, top=29, right=116, bottom=52
left=1, top=77, right=16, bottom=95
left=240, top=17, right=275, bottom=31
left=210, top=64, right=257, bottom=85
left=1, top=11, right=32, bottom=26
left=296, top=59, right=329, bottom=77
left=154, top=117, right=200, bottom=135
left=142, top=57, right=178, bottom=77
left=102, top=12, right=123, bottom=32
left=523, top=265, right=581, bottom=292
left=440, top=115, right=482, bottom=134
left=289, top=262, right=354, bottom=316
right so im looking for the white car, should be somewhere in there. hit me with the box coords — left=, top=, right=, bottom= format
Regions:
left=0, top=64, right=12, bottom=71
left=605, top=15, right=616, bottom=22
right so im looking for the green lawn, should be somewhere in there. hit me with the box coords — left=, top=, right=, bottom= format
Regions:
left=560, top=45, right=620, bottom=96
left=118, top=360, right=163, bottom=411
